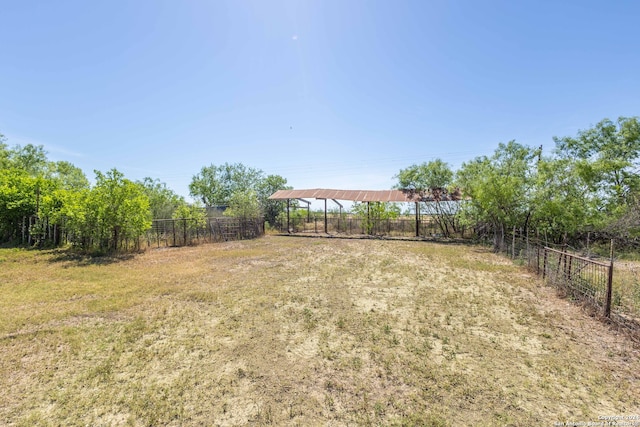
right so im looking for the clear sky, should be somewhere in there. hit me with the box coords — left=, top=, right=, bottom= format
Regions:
left=1, top=0, right=638, bottom=201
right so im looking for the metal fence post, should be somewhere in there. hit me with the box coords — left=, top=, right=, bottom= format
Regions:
left=604, top=240, right=614, bottom=318
left=415, top=202, right=419, bottom=237
left=556, top=247, right=564, bottom=280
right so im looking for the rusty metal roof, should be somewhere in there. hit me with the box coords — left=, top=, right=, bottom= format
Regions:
left=269, top=189, right=418, bottom=202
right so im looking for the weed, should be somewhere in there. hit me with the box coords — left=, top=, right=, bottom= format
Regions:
left=302, top=307, right=316, bottom=331
left=391, top=334, right=400, bottom=346
left=374, top=401, right=385, bottom=417
left=237, top=367, right=246, bottom=378
left=324, top=394, right=335, bottom=412
left=351, top=356, right=363, bottom=371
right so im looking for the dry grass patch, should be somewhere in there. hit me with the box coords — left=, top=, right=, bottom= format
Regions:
left=613, top=261, right=640, bottom=321
left=1, top=237, right=639, bottom=426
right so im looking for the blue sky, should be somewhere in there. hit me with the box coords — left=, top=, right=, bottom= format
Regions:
left=1, top=0, right=638, bottom=201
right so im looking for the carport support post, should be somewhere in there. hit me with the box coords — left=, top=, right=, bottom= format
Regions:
left=331, top=199, right=343, bottom=233
left=287, top=199, right=290, bottom=233
left=324, top=199, right=328, bottom=233
left=415, top=201, right=419, bottom=237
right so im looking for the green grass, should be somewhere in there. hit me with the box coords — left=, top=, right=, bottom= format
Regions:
left=0, top=237, right=639, bottom=426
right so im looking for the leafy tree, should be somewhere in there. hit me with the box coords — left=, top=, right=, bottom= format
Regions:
left=529, top=157, right=599, bottom=243
left=89, top=169, right=151, bottom=251
left=189, top=163, right=292, bottom=223
left=29, top=178, right=69, bottom=246
left=224, top=189, right=261, bottom=219
left=48, top=161, right=89, bottom=191
left=173, top=202, right=206, bottom=220
left=138, top=177, right=185, bottom=219
left=554, top=117, right=640, bottom=209
left=0, top=134, right=10, bottom=169
left=0, top=168, right=39, bottom=242
left=605, top=192, right=640, bottom=244
left=189, top=162, right=264, bottom=207
left=456, top=141, right=538, bottom=251
left=395, top=159, right=454, bottom=197
left=172, top=202, right=207, bottom=235
left=0, top=133, right=164, bottom=250
left=8, top=144, right=48, bottom=176
left=0, top=137, right=89, bottom=245
left=352, top=202, right=400, bottom=235
left=56, top=187, right=92, bottom=248
left=256, top=174, right=291, bottom=226
left=395, top=159, right=460, bottom=237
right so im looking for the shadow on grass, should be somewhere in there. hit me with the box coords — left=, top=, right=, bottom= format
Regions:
left=272, top=232, right=482, bottom=246
left=45, top=248, right=137, bottom=266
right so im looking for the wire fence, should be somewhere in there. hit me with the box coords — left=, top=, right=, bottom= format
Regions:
left=16, top=215, right=265, bottom=251
left=275, top=215, right=465, bottom=239
left=502, top=230, right=640, bottom=340
left=145, top=217, right=264, bottom=249
left=539, top=246, right=613, bottom=314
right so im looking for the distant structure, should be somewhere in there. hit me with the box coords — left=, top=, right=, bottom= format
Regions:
left=205, top=205, right=228, bottom=218
left=268, top=188, right=463, bottom=236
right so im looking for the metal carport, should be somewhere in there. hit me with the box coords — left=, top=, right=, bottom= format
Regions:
left=268, top=188, right=445, bottom=236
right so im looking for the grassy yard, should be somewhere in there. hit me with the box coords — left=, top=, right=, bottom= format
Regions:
left=1, top=236, right=639, bottom=426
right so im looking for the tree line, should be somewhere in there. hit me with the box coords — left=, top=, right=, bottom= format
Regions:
left=1, top=116, right=638, bottom=252
left=395, top=116, right=640, bottom=251
left=0, top=135, right=291, bottom=251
